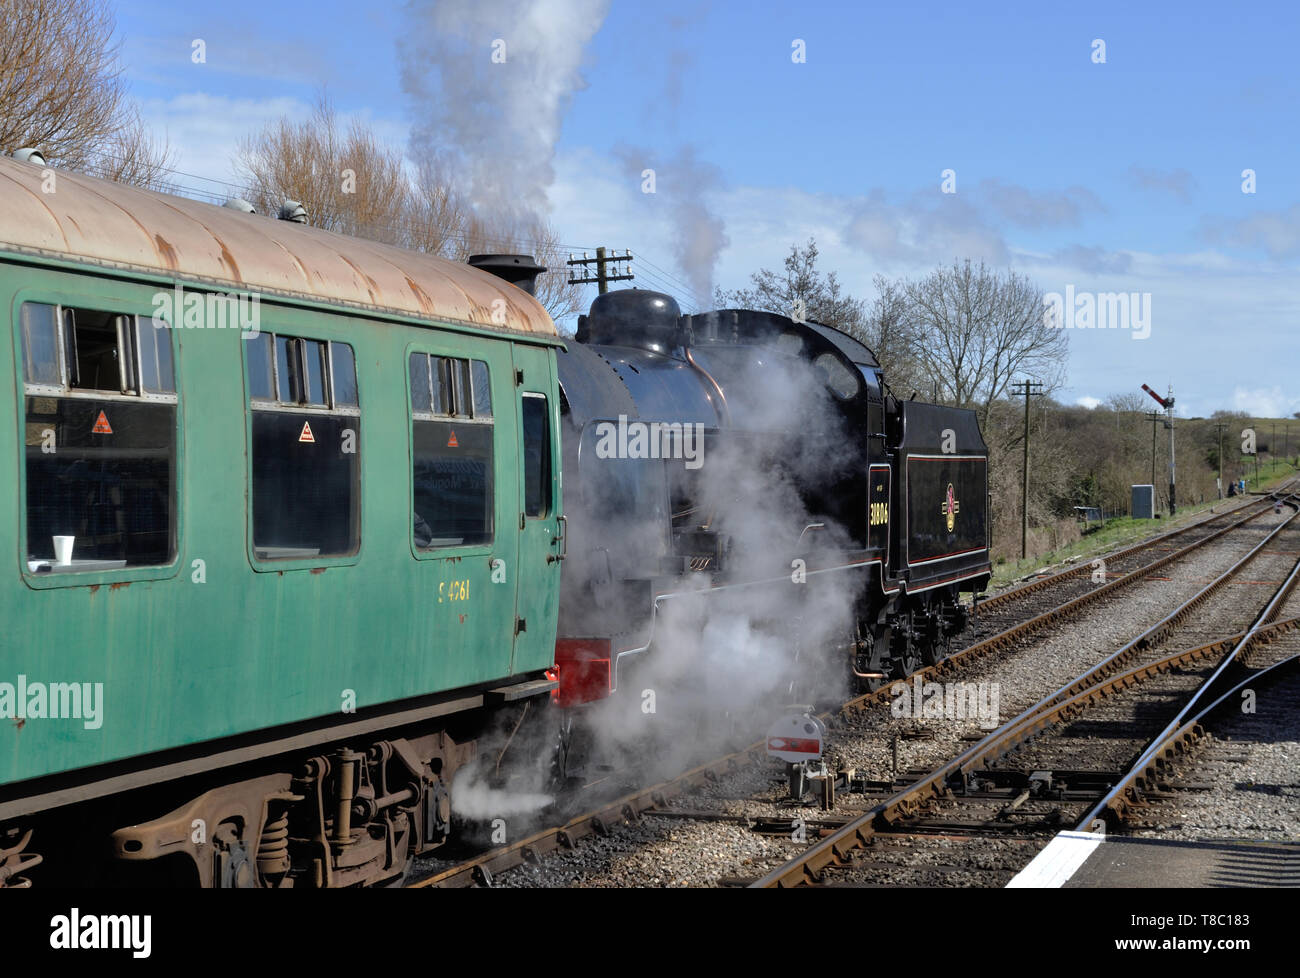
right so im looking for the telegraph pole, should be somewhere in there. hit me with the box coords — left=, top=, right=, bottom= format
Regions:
left=567, top=247, right=634, bottom=294
left=1213, top=421, right=1229, bottom=498
left=1142, top=383, right=1176, bottom=514
left=1012, top=379, right=1044, bottom=559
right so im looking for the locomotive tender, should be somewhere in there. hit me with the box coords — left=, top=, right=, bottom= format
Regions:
left=0, top=152, right=990, bottom=887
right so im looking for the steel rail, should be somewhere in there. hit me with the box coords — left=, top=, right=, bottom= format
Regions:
left=1075, top=653, right=1300, bottom=832
left=752, top=500, right=1300, bottom=887
left=1078, top=517, right=1300, bottom=830
left=975, top=491, right=1278, bottom=614
left=749, top=617, right=1300, bottom=888
left=949, top=495, right=1300, bottom=776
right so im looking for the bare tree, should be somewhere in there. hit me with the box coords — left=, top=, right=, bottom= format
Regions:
left=1105, top=391, right=1147, bottom=414
left=862, top=273, right=922, bottom=394
left=0, top=0, right=120, bottom=166
left=903, top=260, right=1067, bottom=426
left=239, top=97, right=583, bottom=321
left=237, top=96, right=412, bottom=244
left=0, top=0, right=172, bottom=187
left=92, top=107, right=175, bottom=191
left=717, top=238, right=868, bottom=339
left=407, top=160, right=474, bottom=257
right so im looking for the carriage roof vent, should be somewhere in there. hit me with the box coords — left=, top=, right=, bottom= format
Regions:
left=12, top=147, right=46, bottom=165
left=277, top=200, right=308, bottom=224
left=223, top=198, right=257, bottom=214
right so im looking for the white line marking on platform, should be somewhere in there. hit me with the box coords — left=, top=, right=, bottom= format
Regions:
left=1006, top=831, right=1105, bottom=888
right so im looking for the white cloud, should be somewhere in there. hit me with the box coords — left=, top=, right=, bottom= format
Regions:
left=1203, top=203, right=1300, bottom=259
left=1076, top=396, right=1102, bottom=409
left=1127, top=166, right=1197, bottom=203
left=1230, top=386, right=1300, bottom=419
left=979, top=179, right=1104, bottom=228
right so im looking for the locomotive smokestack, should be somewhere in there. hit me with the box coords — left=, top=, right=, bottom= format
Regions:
left=467, top=254, right=547, bottom=296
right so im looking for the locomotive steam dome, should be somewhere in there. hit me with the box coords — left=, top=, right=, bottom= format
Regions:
left=576, top=289, right=681, bottom=355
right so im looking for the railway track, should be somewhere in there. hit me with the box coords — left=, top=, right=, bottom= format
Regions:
left=750, top=493, right=1300, bottom=887
left=970, top=492, right=1278, bottom=634
left=1116, top=630, right=1300, bottom=846
left=1077, top=552, right=1300, bottom=833
left=407, top=485, right=1298, bottom=888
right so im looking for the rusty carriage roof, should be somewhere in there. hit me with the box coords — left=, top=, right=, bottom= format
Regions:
left=0, top=156, right=558, bottom=337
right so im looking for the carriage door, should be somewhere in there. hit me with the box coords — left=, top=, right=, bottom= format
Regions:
left=511, top=343, right=562, bottom=674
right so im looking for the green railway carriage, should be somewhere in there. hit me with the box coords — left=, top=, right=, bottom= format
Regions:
left=0, top=156, right=565, bottom=886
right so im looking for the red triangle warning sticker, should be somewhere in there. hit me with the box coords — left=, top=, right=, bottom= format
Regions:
left=298, top=421, right=315, bottom=444
left=92, top=410, right=113, bottom=434
left=447, top=430, right=459, bottom=448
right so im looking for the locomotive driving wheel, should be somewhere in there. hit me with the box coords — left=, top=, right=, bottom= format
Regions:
left=889, top=611, right=921, bottom=679
left=920, top=626, right=951, bottom=665
left=921, top=629, right=951, bottom=666
left=919, top=602, right=950, bottom=666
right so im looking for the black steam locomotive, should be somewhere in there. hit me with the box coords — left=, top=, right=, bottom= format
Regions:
left=549, top=288, right=992, bottom=709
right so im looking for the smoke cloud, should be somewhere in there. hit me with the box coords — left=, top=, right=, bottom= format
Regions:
left=669, top=147, right=730, bottom=306
left=614, top=143, right=730, bottom=309
left=399, top=0, right=611, bottom=222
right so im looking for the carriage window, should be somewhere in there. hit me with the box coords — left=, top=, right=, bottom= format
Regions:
left=451, top=359, right=471, bottom=419
left=247, top=333, right=274, bottom=400
left=522, top=394, right=550, bottom=518
left=332, top=343, right=358, bottom=407
left=410, top=353, right=493, bottom=549
left=135, top=319, right=175, bottom=394
left=410, top=355, right=432, bottom=414
left=471, top=360, right=492, bottom=418
left=248, top=333, right=360, bottom=561
left=274, top=335, right=295, bottom=404
left=21, top=302, right=61, bottom=387
left=302, top=339, right=328, bottom=406
left=19, top=301, right=177, bottom=572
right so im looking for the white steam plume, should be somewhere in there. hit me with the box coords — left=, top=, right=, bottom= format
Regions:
left=399, top=0, right=611, bottom=221
left=670, top=146, right=730, bottom=305
left=615, top=143, right=731, bottom=308
left=570, top=352, right=862, bottom=780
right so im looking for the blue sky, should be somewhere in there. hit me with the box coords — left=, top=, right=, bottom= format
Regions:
left=115, top=0, right=1300, bottom=419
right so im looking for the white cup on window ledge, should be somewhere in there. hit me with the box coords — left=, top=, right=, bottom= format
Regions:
left=53, top=536, right=75, bottom=565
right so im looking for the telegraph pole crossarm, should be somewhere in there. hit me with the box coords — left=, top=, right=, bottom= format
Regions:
left=567, top=247, right=635, bottom=294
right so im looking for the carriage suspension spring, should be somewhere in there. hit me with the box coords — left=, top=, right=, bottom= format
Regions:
left=256, top=809, right=291, bottom=879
